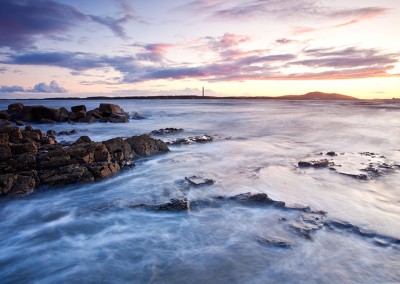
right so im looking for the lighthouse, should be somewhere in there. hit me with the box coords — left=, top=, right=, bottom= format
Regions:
left=202, top=87, right=204, bottom=97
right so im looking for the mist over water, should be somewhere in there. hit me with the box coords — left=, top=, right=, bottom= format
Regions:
left=1, top=99, right=400, bottom=283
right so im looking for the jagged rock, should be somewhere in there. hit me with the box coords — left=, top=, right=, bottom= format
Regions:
left=39, top=164, right=94, bottom=186
left=0, top=111, right=10, bottom=120
left=290, top=212, right=326, bottom=239
left=167, top=135, right=214, bottom=145
left=0, top=119, right=11, bottom=126
left=257, top=237, right=293, bottom=248
left=75, top=136, right=92, bottom=144
left=130, top=198, right=190, bottom=212
left=104, top=137, right=136, bottom=164
left=126, top=134, right=169, bottom=157
left=78, top=116, right=97, bottom=123
left=151, top=128, right=183, bottom=135
left=185, top=175, right=215, bottom=186
left=298, top=159, right=330, bottom=168
left=87, top=109, right=102, bottom=119
left=227, top=192, right=285, bottom=208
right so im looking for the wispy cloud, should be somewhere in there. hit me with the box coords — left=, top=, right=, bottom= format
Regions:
left=0, top=80, right=67, bottom=93
left=0, top=0, right=142, bottom=49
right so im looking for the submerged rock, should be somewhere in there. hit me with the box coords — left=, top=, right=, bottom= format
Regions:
left=257, top=237, right=293, bottom=248
left=298, top=151, right=398, bottom=180
left=185, top=175, right=215, bottom=186
left=226, top=192, right=285, bottom=208
left=290, top=212, right=327, bottom=239
left=130, top=198, right=190, bottom=212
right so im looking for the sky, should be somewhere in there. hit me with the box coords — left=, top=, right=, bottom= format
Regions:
left=0, top=0, right=399, bottom=99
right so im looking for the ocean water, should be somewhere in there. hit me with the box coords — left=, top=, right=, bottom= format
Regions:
left=0, top=99, right=400, bottom=283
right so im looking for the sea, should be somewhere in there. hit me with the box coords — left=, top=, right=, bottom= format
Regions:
left=0, top=99, right=399, bottom=283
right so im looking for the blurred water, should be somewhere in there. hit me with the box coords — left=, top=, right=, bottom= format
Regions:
left=1, top=99, right=400, bottom=283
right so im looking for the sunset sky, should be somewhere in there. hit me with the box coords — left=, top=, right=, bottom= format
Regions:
left=0, top=0, right=399, bottom=99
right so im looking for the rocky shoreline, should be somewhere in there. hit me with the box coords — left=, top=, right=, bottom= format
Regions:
left=0, top=122, right=169, bottom=197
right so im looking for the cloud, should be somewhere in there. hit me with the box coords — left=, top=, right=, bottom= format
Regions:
left=0, top=86, right=25, bottom=93
left=0, top=0, right=141, bottom=49
left=29, top=80, right=67, bottom=93
left=0, top=81, right=67, bottom=93
left=177, top=0, right=388, bottom=26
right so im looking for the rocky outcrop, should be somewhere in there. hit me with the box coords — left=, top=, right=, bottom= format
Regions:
left=2, top=103, right=130, bottom=124
left=151, top=128, right=183, bottom=135
left=167, top=134, right=214, bottom=145
left=298, top=151, right=398, bottom=180
left=185, top=175, right=215, bottom=186
left=0, top=125, right=169, bottom=197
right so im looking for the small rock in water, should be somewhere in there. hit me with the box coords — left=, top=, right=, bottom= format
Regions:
left=257, top=237, right=293, bottom=248
left=130, top=198, right=190, bottom=212
left=326, top=151, right=337, bottom=156
left=185, top=175, right=215, bottom=186
left=131, top=112, right=146, bottom=120
left=167, top=134, right=213, bottom=145
left=228, top=192, right=285, bottom=208
left=151, top=128, right=183, bottom=135
left=298, top=159, right=330, bottom=168
left=290, top=212, right=326, bottom=239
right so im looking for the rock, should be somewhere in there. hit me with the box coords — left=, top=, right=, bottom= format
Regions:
left=227, top=192, right=285, bottom=208
left=58, top=129, right=77, bottom=135
left=290, top=212, right=326, bottom=239
left=13, top=106, right=60, bottom=122
left=38, top=118, right=56, bottom=124
left=107, top=113, right=129, bottom=123
left=99, top=103, right=124, bottom=116
left=87, top=162, right=120, bottom=179
left=47, top=130, right=56, bottom=136
left=0, top=171, right=39, bottom=197
left=0, top=111, right=11, bottom=120
left=0, top=144, right=12, bottom=160
left=59, top=107, right=69, bottom=122
left=126, top=134, right=169, bottom=157
left=10, top=142, right=38, bottom=155
left=15, top=120, right=27, bottom=126
left=71, top=105, right=87, bottom=113
left=39, top=164, right=94, bottom=186
left=130, top=198, right=190, bottom=212
left=8, top=103, right=24, bottom=113
left=131, top=112, right=145, bottom=120
left=78, top=116, right=96, bottom=123
left=185, top=175, right=215, bottom=186
left=298, top=159, right=330, bottom=168
left=0, top=119, right=11, bottom=126
left=151, top=128, right=183, bottom=135
left=257, top=237, right=293, bottom=248
left=326, top=151, right=337, bottom=156
left=87, top=109, right=102, bottom=119
left=103, top=137, right=136, bottom=164
left=75, top=136, right=91, bottom=144
left=167, top=135, right=214, bottom=145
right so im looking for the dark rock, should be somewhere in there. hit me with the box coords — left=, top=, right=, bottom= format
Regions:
left=16, top=120, right=27, bottom=126
left=103, top=137, right=136, bottom=164
left=326, top=151, right=337, bottom=156
left=290, top=212, right=326, bottom=239
left=108, top=113, right=129, bottom=123
left=126, top=134, right=169, bottom=157
left=39, top=164, right=94, bottom=186
left=0, top=144, right=12, bottom=160
left=59, top=107, right=69, bottom=122
left=47, top=130, right=56, bottom=136
left=0, top=111, right=11, bottom=120
left=167, top=135, right=214, bottom=145
left=257, top=237, right=293, bottom=248
left=151, top=128, right=183, bottom=135
left=58, top=129, right=77, bottom=136
left=78, top=116, right=96, bottom=123
left=228, top=192, right=285, bottom=208
left=8, top=103, right=24, bottom=113
left=87, top=109, right=102, bottom=119
left=185, top=175, right=215, bottom=186
left=10, top=142, right=38, bottom=155
left=0, top=171, right=39, bottom=197
left=87, top=162, right=120, bottom=179
left=298, top=159, right=330, bottom=168
left=71, top=105, right=87, bottom=113
left=0, top=119, right=11, bottom=126
left=13, top=105, right=60, bottom=122
left=131, top=112, right=145, bottom=120
left=75, top=136, right=92, bottom=144
left=99, top=103, right=124, bottom=116
left=38, top=118, right=56, bottom=124
left=131, top=198, right=190, bottom=212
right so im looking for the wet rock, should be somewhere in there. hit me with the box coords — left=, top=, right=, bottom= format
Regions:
left=0, top=171, right=39, bottom=197
left=0, top=111, right=10, bottom=120
left=103, top=137, right=136, bottom=164
left=59, top=107, right=69, bottom=122
left=58, top=129, right=77, bottom=136
left=78, top=116, right=97, bottom=123
left=74, top=136, right=92, bottom=144
left=71, top=105, right=87, bottom=113
left=257, top=237, right=293, bottom=248
left=185, top=175, right=215, bottom=186
left=167, top=135, right=214, bottom=145
left=8, top=103, right=24, bottom=113
left=326, top=151, right=337, bottom=156
left=126, top=134, right=169, bottom=157
left=130, top=198, right=190, bottom=212
left=151, top=128, right=183, bottom=135
left=0, top=119, right=11, bottom=126
left=47, top=130, right=56, bottom=136
left=290, top=212, right=326, bottom=239
left=39, top=164, right=94, bottom=186
left=15, top=120, right=27, bottom=126
left=99, top=103, right=124, bottom=116
left=131, top=112, right=145, bottom=120
left=108, top=113, right=129, bottom=123
left=87, top=109, right=102, bottom=119
left=298, top=159, right=330, bottom=168
left=227, top=192, right=285, bottom=208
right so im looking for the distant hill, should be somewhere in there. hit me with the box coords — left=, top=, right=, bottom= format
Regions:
left=277, top=91, right=358, bottom=100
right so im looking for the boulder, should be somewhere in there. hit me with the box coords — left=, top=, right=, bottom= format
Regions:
left=8, top=103, right=24, bottom=113
left=0, top=111, right=10, bottom=120
left=126, top=134, right=169, bottom=157
left=151, top=128, right=183, bottom=135
left=78, top=116, right=97, bottom=123
left=185, top=175, right=215, bottom=186
left=298, top=159, right=330, bottom=168
left=99, top=103, right=124, bottom=116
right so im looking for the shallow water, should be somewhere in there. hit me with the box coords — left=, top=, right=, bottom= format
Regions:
left=1, top=99, right=400, bottom=283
